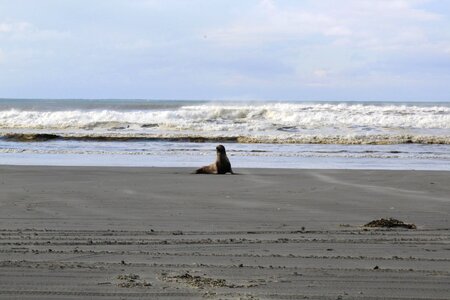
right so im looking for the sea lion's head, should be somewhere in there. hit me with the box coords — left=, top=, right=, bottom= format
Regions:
left=216, top=144, right=226, bottom=154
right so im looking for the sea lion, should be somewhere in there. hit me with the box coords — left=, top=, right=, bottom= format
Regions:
left=195, top=145, right=234, bottom=174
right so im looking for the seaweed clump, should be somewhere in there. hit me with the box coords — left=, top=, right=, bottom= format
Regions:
left=116, top=273, right=151, bottom=288
left=365, top=218, right=416, bottom=229
left=171, top=272, right=228, bottom=289
left=161, top=271, right=240, bottom=289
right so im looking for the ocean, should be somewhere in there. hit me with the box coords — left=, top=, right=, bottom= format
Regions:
left=1, top=99, right=449, bottom=170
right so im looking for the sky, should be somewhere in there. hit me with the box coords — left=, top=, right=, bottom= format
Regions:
left=0, top=0, right=450, bottom=101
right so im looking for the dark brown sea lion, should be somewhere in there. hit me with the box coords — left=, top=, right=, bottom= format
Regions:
left=195, top=145, right=234, bottom=174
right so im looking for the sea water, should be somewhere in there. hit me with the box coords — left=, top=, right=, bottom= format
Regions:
left=0, top=99, right=449, bottom=170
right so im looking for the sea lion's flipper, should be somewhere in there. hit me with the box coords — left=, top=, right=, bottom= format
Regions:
left=195, top=167, right=207, bottom=174
left=194, top=164, right=217, bottom=174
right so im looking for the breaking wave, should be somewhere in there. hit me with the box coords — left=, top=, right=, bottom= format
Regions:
left=1, top=102, right=449, bottom=144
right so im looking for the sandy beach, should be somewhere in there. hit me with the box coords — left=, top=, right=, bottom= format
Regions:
left=0, top=166, right=449, bottom=299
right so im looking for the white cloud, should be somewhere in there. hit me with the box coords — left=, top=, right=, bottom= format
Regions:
left=313, top=69, right=331, bottom=78
left=220, top=73, right=271, bottom=87
left=114, top=39, right=154, bottom=51
left=207, top=2, right=344, bottom=46
left=206, top=0, right=444, bottom=52
left=0, top=21, right=69, bottom=41
left=1, top=1, right=448, bottom=100
left=0, top=21, right=31, bottom=33
left=202, top=0, right=450, bottom=90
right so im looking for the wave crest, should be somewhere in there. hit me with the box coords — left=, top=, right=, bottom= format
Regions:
left=1, top=103, right=449, bottom=145
left=1, top=103, right=449, bottom=131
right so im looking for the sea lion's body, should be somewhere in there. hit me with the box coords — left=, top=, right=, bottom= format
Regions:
left=195, top=145, right=233, bottom=174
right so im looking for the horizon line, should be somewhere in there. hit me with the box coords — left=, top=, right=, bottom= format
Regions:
left=1, top=98, right=449, bottom=103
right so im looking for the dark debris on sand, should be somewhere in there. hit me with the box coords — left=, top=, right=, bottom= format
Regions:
left=116, top=273, right=152, bottom=288
left=162, top=272, right=240, bottom=289
left=365, top=218, right=417, bottom=229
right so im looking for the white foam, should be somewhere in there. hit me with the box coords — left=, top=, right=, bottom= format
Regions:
left=1, top=103, right=449, bottom=144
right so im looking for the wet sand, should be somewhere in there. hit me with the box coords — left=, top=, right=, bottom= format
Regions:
left=0, top=166, right=449, bottom=299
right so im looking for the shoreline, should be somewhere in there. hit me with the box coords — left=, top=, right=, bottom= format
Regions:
left=2, top=164, right=450, bottom=171
left=2, top=153, right=450, bottom=171
left=1, top=166, right=449, bottom=299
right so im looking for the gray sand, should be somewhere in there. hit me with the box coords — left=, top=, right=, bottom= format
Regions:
left=0, top=166, right=449, bottom=299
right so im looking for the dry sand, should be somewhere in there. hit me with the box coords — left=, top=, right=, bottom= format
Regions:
left=0, top=166, right=449, bottom=299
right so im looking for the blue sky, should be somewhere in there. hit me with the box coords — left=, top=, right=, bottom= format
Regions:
left=1, top=0, right=449, bottom=101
